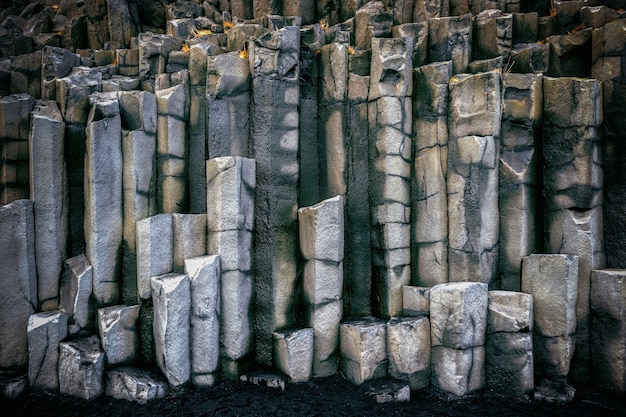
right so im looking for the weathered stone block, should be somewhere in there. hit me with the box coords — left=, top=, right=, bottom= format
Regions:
left=339, top=318, right=387, bottom=385
left=172, top=214, right=207, bottom=270
left=59, top=254, right=93, bottom=335
left=486, top=332, right=533, bottom=396
left=299, top=195, right=344, bottom=262
left=402, top=286, right=430, bottom=317
left=533, top=334, right=576, bottom=381
left=449, top=71, right=501, bottom=139
left=220, top=270, right=254, bottom=369
left=97, top=304, right=140, bottom=366
left=136, top=214, right=173, bottom=301
left=487, top=291, right=533, bottom=334
left=368, top=37, right=413, bottom=101
left=303, top=260, right=343, bottom=305
left=59, top=335, right=105, bottom=400
left=387, top=317, right=431, bottom=390
left=428, top=13, right=472, bottom=75
left=207, top=229, right=253, bottom=273
left=105, top=366, right=168, bottom=404
left=431, top=345, right=486, bottom=396
left=430, top=282, right=488, bottom=349
left=27, top=311, right=68, bottom=391
left=306, top=299, right=342, bottom=378
left=138, top=33, right=181, bottom=79
left=273, top=328, right=314, bottom=383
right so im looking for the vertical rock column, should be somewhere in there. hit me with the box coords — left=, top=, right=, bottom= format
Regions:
left=59, top=254, right=94, bottom=336
left=188, top=44, right=209, bottom=214
left=368, top=37, right=413, bottom=318
left=447, top=71, right=501, bottom=286
left=206, top=156, right=256, bottom=378
left=0, top=94, right=35, bottom=205
left=411, top=61, right=451, bottom=287
left=499, top=73, right=542, bottom=291
left=27, top=311, right=68, bottom=391
left=543, top=77, right=605, bottom=384
left=299, top=195, right=344, bottom=378
left=85, top=93, right=123, bottom=307
left=29, top=100, right=68, bottom=311
left=249, top=26, right=300, bottom=365
left=428, top=13, right=472, bottom=75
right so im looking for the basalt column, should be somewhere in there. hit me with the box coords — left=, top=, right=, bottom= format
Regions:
left=368, top=37, right=413, bottom=319
left=499, top=73, right=542, bottom=291
left=250, top=26, right=300, bottom=365
left=543, top=77, right=605, bottom=384
left=447, top=71, right=500, bottom=286
left=411, top=61, right=451, bottom=287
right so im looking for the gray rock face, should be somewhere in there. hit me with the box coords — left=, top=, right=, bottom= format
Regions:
left=487, top=291, right=533, bottom=335
left=29, top=100, right=67, bottom=311
left=392, top=23, right=428, bottom=68
left=0, top=199, right=37, bottom=369
left=590, top=269, right=626, bottom=392
left=138, top=33, right=181, bottom=80
left=97, top=304, right=140, bottom=366
left=428, top=13, right=472, bottom=74
left=151, top=273, right=191, bottom=389
left=339, top=318, right=387, bottom=385
left=387, top=317, right=431, bottom=390
left=299, top=195, right=344, bottom=264
left=106, top=366, right=168, bottom=404
left=431, top=345, right=485, bottom=396
left=59, top=335, right=105, bottom=400
left=172, top=214, right=207, bottom=271
left=273, top=328, right=314, bottom=383
left=59, top=254, right=94, bottom=335
left=27, top=311, right=68, bottom=391
left=185, top=255, right=220, bottom=387
left=402, top=286, right=430, bottom=317
left=136, top=214, right=174, bottom=301
left=473, top=10, right=512, bottom=62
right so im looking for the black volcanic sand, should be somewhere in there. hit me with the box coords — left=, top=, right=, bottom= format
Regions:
left=2, top=375, right=625, bottom=417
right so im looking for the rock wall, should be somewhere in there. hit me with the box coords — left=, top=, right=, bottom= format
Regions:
left=1, top=0, right=626, bottom=403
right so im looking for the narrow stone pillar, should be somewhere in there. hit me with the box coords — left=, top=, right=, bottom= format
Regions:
left=543, top=77, right=605, bottom=384
left=387, top=316, right=431, bottom=390
left=59, top=335, right=105, bottom=400
left=97, top=304, right=140, bottom=366
left=428, top=13, right=472, bottom=75
left=299, top=195, right=344, bottom=378
left=486, top=291, right=534, bottom=396
left=590, top=269, right=626, bottom=392
left=188, top=44, right=209, bottom=214
left=105, top=367, right=168, bottom=403
left=27, top=311, right=68, bottom=391
left=151, top=273, right=191, bottom=391
left=206, top=156, right=256, bottom=377
left=430, top=282, right=488, bottom=396
left=499, top=73, right=542, bottom=291
left=85, top=93, right=123, bottom=307
left=29, top=100, right=67, bottom=311
left=411, top=62, right=451, bottom=287
left=172, top=214, right=207, bottom=272
left=473, top=10, right=513, bottom=63
left=136, top=214, right=174, bottom=302
left=184, top=256, right=221, bottom=388
left=59, top=254, right=94, bottom=336
left=0, top=200, right=37, bottom=369
left=368, top=37, right=413, bottom=319
left=522, top=254, right=578, bottom=383
left=447, top=71, right=501, bottom=286
left=249, top=26, right=300, bottom=365
left=393, top=23, right=429, bottom=68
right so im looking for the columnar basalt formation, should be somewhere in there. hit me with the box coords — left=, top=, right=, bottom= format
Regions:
left=2, top=0, right=626, bottom=404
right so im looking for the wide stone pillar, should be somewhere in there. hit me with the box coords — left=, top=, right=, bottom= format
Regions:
left=543, top=77, right=605, bottom=384
left=84, top=93, right=123, bottom=307
left=447, top=71, right=501, bottom=286
left=249, top=26, right=300, bottom=366
left=499, top=73, right=542, bottom=291
left=368, top=37, right=413, bottom=319
left=411, top=62, right=451, bottom=287
left=29, top=100, right=68, bottom=311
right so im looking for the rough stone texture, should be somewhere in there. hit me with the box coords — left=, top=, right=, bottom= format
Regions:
left=590, top=269, right=626, bottom=392
left=392, top=22, right=428, bottom=68
left=59, top=335, right=105, bottom=400
left=499, top=73, right=542, bottom=291
left=487, top=291, right=533, bottom=335
left=339, top=318, right=387, bottom=385
left=151, top=273, right=191, bottom=390
left=299, top=195, right=344, bottom=263
left=430, top=282, right=488, bottom=350
left=250, top=26, right=300, bottom=366
left=0, top=371, right=28, bottom=399
left=543, top=77, right=605, bottom=384
left=172, top=214, right=207, bottom=271
left=185, top=255, right=220, bottom=388
left=138, top=33, right=181, bottom=80
left=431, top=345, right=485, bottom=396
left=29, top=100, right=67, bottom=311
left=522, top=254, right=578, bottom=381
left=428, top=13, right=472, bottom=75
left=27, top=311, right=68, bottom=391
left=387, top=317, right=431, bottom=390
left=473, top=10, right=512, bottom=62
left=85, top=93, right=123, bottom=307
left=59, top=254, right=94, bottom=335
left=0, top=199, right=37, bottom=369
left=136, top=214, right=174, bottom=301
left=546, top=29, right=592, bottom=78
left=485, top=332, right=533, bottom=396
left=105, top=366, right=168, bottom=404
left=273, top=328, right=314, bottom=383
left=97, top=304, right=140, bottom=367
left=369, top=37, right=412, bottom=101
left=414, top=0, right=448, bottom=22
left=447, top=71, right=500, bottom=286
left=305, top=299, right=342, bottom=378
left=402, top=286, right=430, bottom=317
left=365, top=379, right=411, bottom=403
left=411, top=62, right=451, bottom=287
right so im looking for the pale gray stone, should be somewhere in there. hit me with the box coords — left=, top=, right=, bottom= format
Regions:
left=136, top=214, right=174, bottom=301
left=413, top=0, right=448, bottom=22
left=220, top=270, right=254, bottom=371
left=185, top=255, right=221, bottom=388
left=106, top=366, right=168, bottom=404
left=339, top=318, right=387, bottom=385
left=226, top=24, right=268, bottom=52
left=118, top=90, right=157, bottom=134
left=319, top=43, right=348, bottom=105
left=368, top=37, right=413, bottom=101
left=206, top=51, right=250, bottom=99
left=207, top=229, right=253, bottom=273
left=151, top=273, right=191, bottom=389
left=28, top=311, right=68, bottom=390
left=303, top=260, right=343, bottom=305
left=533, top=334, right=576, bottom=381
left=273, top=328, right=314, bottom=383
left=59, top=335, right=105, bottom=400
left=306, top=299, right=342, bottom=378
left=487, top=290, right=533, bottom=334
left=387, top=317, right=431, bottom=390
left=42, top=47, right=81, bottom=100
left=0, top=199, right=37, bottom=369
left=59, top=254, right=94, bottom=334
left=392, top=23, right=428, bottom=68
left=55, top=67, right=102, bottom=124
left=172, top=214, right=207, bottom=270
left=85, top=94, right=123, bottom=307
left=430, top=282, right=488, bottom=349
left=29, top=100, right=67, bottom=311
left=590, top=269, right=626, bottom=392
left=138, top=33, right=181, bottom=79
left=431, top=345, right=486, bottom=396
left=486, top=332, right=533, bottom=396
left=298, top=195, right=344, bottom=262
left=97, top=305, right=140, bottom=366
left=428, top=13, right=472, bottom=75
left=402, top=286, right=430, bottom=317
